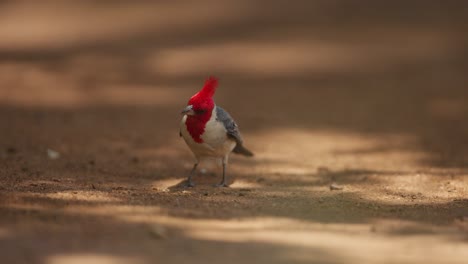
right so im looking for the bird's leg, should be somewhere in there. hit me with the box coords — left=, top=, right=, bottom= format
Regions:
left=185, top=162, right=198, bottom=187
left=215, top=157, right=229, bottom=187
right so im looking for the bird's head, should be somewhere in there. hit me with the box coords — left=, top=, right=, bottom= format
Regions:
left=181, top=76, right=218, bottom=117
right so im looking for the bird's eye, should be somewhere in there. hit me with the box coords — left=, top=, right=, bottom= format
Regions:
left=195, top=109, right=206, bottom=115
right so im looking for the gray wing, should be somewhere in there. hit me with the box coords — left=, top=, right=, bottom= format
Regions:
left=216, top=106, right=243, bottom=145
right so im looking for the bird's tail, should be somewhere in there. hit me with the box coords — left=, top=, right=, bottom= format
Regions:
left=233, top=144, right=254, bottom=157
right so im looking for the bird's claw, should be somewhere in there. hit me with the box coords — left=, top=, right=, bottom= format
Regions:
left=214, top=182, right=229, bottom=188
left=184, top=181, right=195, bottom=188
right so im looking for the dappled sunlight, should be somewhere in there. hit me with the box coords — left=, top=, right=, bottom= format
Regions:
left=147, top=31, right=459, bottom=77
left=0, top=1, right=467, bottom=263
left=243, top=128, right=427, bottom=174
left=148, top=40, right=360, bottom=77
left=0, top=74, right=184, bottom=108
left=363, top=173, right=468, bottom=205
left=47, top=254, right=144, bottom=264
left=1, top=175, right=467, bottom=263
left=46, top=191, right=122, bottom=203
left=0, top=0, right=249, bottom=51
left=185, top=222, right=468, bottom=264
left=151, top=179, right=184, bottom=191
left=63, top=205, right=165, bottom=220
left=228, top=180, right=263, bottom=189
left=369, top=218, right=460, bottom=235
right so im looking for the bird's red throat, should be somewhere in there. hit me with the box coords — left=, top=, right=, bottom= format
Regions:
left=185, top=110, right=212, bottom=143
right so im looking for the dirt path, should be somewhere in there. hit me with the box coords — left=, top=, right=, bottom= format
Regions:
left=0, top=1, right=467, bottom=264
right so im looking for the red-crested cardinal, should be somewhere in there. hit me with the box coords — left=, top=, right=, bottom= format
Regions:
left=180, top=77, right=253, bottom=187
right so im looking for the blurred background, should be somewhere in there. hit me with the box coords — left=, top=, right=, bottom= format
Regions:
left=0, top=1, right=467, bottom=264
left=1, top=0, right=467, bottom=167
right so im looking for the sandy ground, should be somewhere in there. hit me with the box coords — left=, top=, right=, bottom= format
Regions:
left=0, top=1, right=467, bottom=263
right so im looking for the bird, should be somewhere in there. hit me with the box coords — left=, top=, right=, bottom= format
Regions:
left=179, top=76, right=253, bottom=187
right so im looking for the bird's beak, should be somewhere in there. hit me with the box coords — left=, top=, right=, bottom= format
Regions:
left=181, top=105, right=195, bottom=116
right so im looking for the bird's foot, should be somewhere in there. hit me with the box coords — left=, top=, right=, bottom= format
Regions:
left=214, top=182, right=229, bottom=188
left=183, top=181, right=195, bottom=188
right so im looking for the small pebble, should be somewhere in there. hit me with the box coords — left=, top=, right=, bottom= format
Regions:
left=148, top=225, right=167, bottom=239
left=330, top=183, right=344, bottom=191
left=47, top=149, right=60, bottom=160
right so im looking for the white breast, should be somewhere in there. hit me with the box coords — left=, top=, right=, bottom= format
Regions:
left=180, top=107, right=236, bottom=159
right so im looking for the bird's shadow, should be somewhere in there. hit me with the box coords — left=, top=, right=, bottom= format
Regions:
left=168, top=170, right=235, bottom=191
left=168, top=179, right=233, bottom=191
